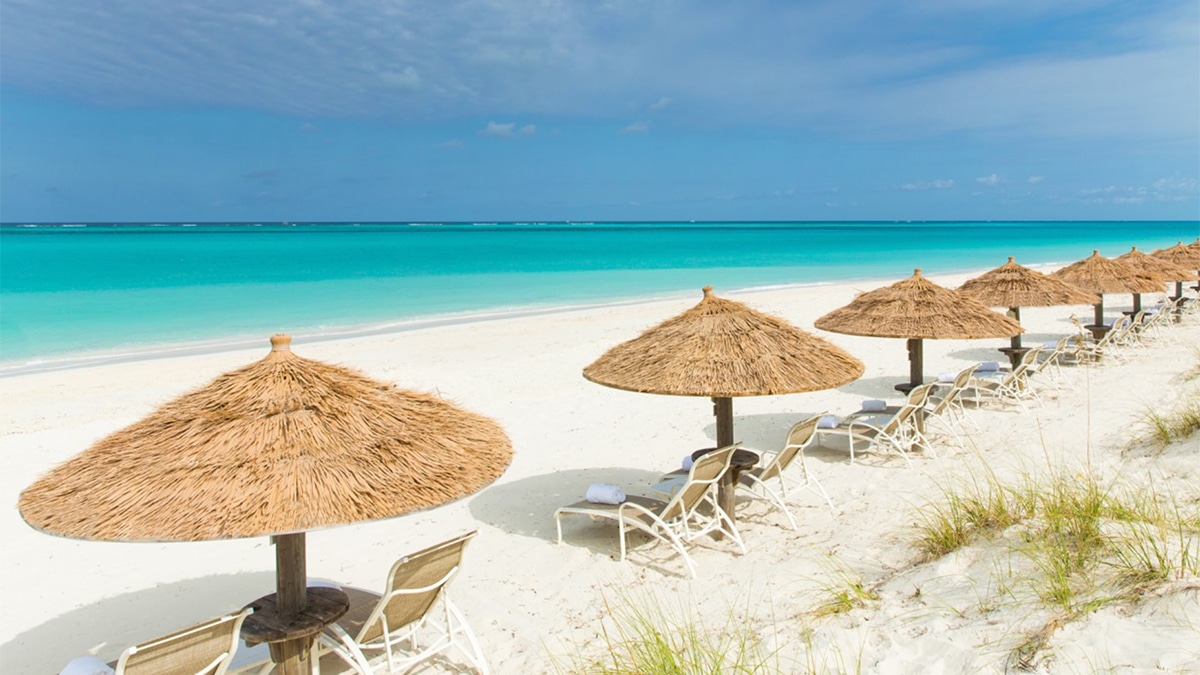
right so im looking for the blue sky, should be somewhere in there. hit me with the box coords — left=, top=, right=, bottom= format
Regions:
left=1, top=0, right=1197, bottom=222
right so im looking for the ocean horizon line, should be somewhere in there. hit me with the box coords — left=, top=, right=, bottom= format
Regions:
left=5, top=218, right=1200, bottom=227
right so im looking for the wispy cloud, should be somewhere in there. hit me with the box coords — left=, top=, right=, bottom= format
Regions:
left=976, top=173, right=1001, bottom=186
left=435, top=139, right=464, bottom=149
left=900, top=179, right=954, bottom=190
left=649, top=96, right=672, bottom=110
left=621, top=121, right=650, bottom=134
left=478, top=122, right=536, bottom=138
left=1027, top=175, right=1044, bottom=184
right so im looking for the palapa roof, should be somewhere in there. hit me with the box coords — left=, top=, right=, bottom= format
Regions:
left=957, top=257, right=1099, bottom=308
left=582, top=286, right=864, bottom=398
left=814, top=269, right=1023, bottom=340
left=18, top=335, right=514, bottom=542
left=1151, top=241, right=1200, bottom=270
left=1049, top=250, right=1164, bottom=294
left=1116, top=246, right=1198, bottom=282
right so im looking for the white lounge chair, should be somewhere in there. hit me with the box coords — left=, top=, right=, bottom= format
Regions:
left=926, top=364, right=979, bottom=447
left=738, top=415, right=833, bottom=525
left=555, top=444, right=745, bottom=578
left=816, top=384, right=935, bottom=467
left=963, top=360, right=1040, bottom=412
left=314, top=531, right=489, bottom=675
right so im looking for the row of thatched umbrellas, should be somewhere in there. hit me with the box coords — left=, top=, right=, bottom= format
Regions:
left=17, top=241, right=1200, bottom=673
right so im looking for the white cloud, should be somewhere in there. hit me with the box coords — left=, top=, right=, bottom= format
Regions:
left=378, top=66, right=420, bottom=89
left=479, top=122, right=516, bottom=138
left=649, top=96, right=672, bottom=110
left=621, top=121, right=650, bottom=133
left=976, top=173, right=1001, bottom=186
left=1027, top=175, right=1044, bottom=184
left=478, top=122, right=535, bottom=138
left=900, top=179, right=954, bottom=190
left=1152, top=177, right=1198, bottom=201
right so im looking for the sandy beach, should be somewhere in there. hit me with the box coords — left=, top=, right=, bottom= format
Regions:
left=3, top=269, right=1198, bottom=674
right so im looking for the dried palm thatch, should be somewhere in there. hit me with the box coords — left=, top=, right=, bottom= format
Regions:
left=815, top=269, right=1022, bottom=388
left=814, top=269, right=1023, bottom=340
left=19, top=335, right=514, bottom=542
left=1115, top=246, right=1197, bottom=282
left=583, top=286, right=864, bottom=398
left=1152, top=241, right=1200, bottom=297
left=1049, top=250, right=1163, bottom=295
left=1050, top=250, right=1165, bottom=321
left=957, top=257, right=1099, bottom=350
left=1152, top=241, right=1200, bottom=270
left=958, top=257, right=1100, bottom=309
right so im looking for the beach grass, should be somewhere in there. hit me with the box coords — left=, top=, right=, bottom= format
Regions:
left=1140, top=395, right=1200, bottom=447
left=804, top=555, right=880, bottom=618
left=913, top=464, right=1200, bottom=664
left=567, top=592, right=785, bottom=675
left=566, top=587, right=874, bottom=675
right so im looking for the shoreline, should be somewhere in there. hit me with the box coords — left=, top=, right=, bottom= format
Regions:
left=0, top=262, right=1077, bottom=378
left=0, top=275, right=886, bottom=378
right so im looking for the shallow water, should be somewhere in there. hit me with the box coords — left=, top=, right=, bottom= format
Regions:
left=2, top=221, right=1196, bottom=366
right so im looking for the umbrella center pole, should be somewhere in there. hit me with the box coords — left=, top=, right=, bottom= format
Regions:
left=1132, top=293, right=1142, bottom=313
left=272, top=532, right=311, bottom=675
left=711, top=397, right=736, bottom=539
left=1093, top=302, right=1104, bottom=327
left=907, top=338, right=924, bottom=389
left=1008, top=307, right=1022, bottom=350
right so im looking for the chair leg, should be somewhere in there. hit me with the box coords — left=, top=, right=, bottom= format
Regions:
left=445, top=599, right=491, bottom=675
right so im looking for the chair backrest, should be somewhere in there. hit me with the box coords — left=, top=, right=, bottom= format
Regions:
left=115, top=609, right=250, bottom=675
left=1018, top=346, right=1043, bottom=367
left=758, top=416, right=821, bottom=483
left=882, top=399, right=921, bottom=435
left=659, top=444, right=737, bottom=522
left=876, top=385, right=932, bottom=435
left=357, top=531, right=477, bottom=644
left=930, top=365, right=977, bottom=415
left=905, top=382, right=935, bottom=407
left=1001, top=361, right=1032, bottom=388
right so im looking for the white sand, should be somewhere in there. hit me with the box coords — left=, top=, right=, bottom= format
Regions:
left=3, top=271, right=1198, bottom=674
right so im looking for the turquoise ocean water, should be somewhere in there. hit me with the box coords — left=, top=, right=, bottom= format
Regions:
left=1, top=221, right=1197, bottom=370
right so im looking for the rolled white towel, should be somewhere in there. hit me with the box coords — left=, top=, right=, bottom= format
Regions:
left=586, top=483, right=626, bottom=505
left=60, top=657, right=115, bottom=675
left=977, top=361, right=1000, bottom=372
left=861, top=399, right=887, bottom=412
left=817, top=415, right=840, bottom=429
left=681, top=454, right=694, bottom=470
left=937, top=372, right=957, bottom=382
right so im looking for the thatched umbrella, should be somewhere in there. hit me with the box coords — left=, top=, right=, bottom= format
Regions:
left=1115, top=246, right=1197, bottom=311
left=1151, top=242, right=1200, bottom=298
left=957, top=257, right=1100, bottom=350
left=814, top=269, right=1023, bottom=390
left=1050, top=250, right=1163, bottom=326
left=583, top=286, right=863, bottom=517
left=19, top=335, right=513, bottom=675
